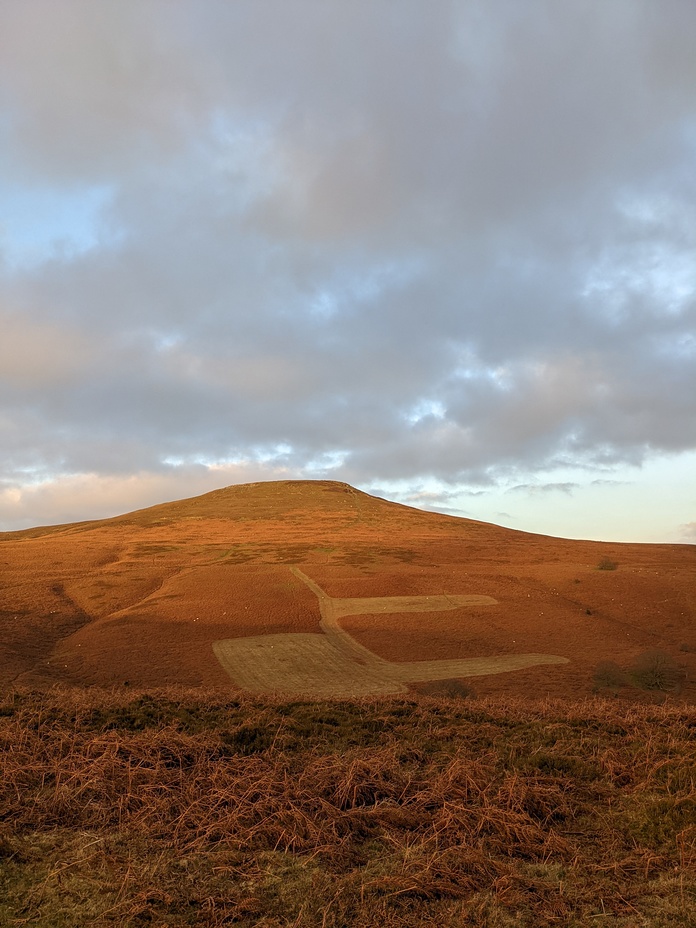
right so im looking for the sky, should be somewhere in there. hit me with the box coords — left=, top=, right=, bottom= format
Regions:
left=0, top=0, right=695, bottom=543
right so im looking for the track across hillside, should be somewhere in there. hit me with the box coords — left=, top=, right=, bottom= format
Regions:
left=212, top=567, right=569, bottom=696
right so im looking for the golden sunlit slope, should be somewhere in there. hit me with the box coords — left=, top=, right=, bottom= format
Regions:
left=1, top=480, right=694, bottom=700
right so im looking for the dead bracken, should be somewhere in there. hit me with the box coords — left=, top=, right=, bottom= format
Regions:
left=0, top=687, right=694, bottom=927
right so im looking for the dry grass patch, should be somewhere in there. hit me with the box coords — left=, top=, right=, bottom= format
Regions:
left=212, top=634, right=404, bottom=697
left=331, top=593, right=497, bottom=618
left=212, top=633, right=570, bottom=697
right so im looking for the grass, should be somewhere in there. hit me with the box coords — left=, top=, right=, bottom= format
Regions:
left=0, top=688, right=695, bottom=927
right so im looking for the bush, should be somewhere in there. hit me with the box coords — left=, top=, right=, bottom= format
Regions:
left=630, top=650, right=681, bottom=692
left=593, top=660, right=626, bottom=694
left=597, top=556, right=618, bottom=571
left=413, top=678, right=473, bottom=699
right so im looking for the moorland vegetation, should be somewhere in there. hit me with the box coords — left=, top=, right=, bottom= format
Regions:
left=1, top=686, right=694, bottom=927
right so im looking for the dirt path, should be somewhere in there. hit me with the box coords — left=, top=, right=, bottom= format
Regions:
left=213, top=568, right=569, bottom=696
left=290, top=567, right=388, bottom=667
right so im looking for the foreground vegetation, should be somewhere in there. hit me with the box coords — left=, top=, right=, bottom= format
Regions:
left=0, top=688, right=694, bottom=927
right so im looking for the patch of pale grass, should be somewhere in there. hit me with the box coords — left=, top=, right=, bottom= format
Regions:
left=212, top=634, right=404, bottom=697
left=213, top=634, right=569, bottom=697
left=331, top=593, right=497, bottom=617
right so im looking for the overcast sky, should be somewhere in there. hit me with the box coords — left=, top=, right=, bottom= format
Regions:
left=1, top=0, right=695, bottom=542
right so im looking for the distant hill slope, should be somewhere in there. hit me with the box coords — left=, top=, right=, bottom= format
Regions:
left=1, top=480, right=694, bottom=701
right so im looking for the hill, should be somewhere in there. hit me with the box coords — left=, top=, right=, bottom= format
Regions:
left=1, top=480, right=694, bottom=701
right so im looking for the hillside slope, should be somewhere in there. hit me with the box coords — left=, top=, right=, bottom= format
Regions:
left=1, top=480, right=694, bottom=700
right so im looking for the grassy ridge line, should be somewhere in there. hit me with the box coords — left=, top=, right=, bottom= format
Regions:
left=1, top=688, right=695, bottom=927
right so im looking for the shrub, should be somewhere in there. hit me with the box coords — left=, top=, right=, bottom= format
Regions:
left=593, top=660, right=626, bottom=694
left=597, top=556, right=618, bottom=571
left=630, top=650, right=681, bottom=692
left=413, top=678, right=473, bottom=699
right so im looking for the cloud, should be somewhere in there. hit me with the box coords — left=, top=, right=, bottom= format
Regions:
left=507, top=483, right=580, bottom=496
left=400, top=487, right=470, bottom=517
left=0, top=0, right=208, bottom=181
left=0, top=2, right=695, bottom=531
left=0, top=313, right=96, bottom=387
left=679, top=523, right=696, bottom=544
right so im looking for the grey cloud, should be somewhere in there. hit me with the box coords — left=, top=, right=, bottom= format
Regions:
left=0, top=0, right=209, bottom=182
left=507, top=483, right=579, bottom=496
left=1, top=1, right=695, bottom=528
